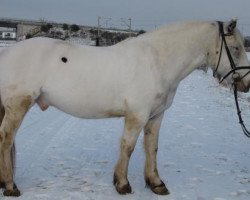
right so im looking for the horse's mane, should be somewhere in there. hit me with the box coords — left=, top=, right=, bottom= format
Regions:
left=115, top=21, right=214, bottom=47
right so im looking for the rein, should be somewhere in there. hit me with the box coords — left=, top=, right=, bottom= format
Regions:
left=214, top=21, right=250, bottom=138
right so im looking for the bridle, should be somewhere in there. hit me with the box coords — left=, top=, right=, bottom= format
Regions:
left=213, top=21, right=250, bottom=138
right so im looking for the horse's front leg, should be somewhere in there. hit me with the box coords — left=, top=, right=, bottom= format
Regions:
left=113, top=112, right=147, bottom=194
left=144, top=113, right=169, bottom=195
left=0, top=95, right=32, bottom=197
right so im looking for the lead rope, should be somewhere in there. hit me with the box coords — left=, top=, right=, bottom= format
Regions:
left=233, top=83, right=250, bottom=137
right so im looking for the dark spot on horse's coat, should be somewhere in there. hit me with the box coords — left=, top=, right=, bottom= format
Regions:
left=216, top=51, right=219, bottom=54
left=61, top=57, right=68, bottom=63
left=207, top=52, right=210, bottom=56
left=144, top=126, right=152, bottom=135
left=121, top=139, right=134, bottom=157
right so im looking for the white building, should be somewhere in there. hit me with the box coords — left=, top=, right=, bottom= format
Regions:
left=0, top=27, right=17, bottom=40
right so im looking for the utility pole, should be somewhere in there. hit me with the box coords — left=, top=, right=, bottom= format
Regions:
left=97, top=16, right=101, bottom=37
left=128, top=18, right=132, bottom=37
left=241, top=25, right=245, bottom=36
left=96, top=16, right=101, bottom=46
left=104, top=18, right=112, bottom=28
left=121, top=18, right=132, bottom=37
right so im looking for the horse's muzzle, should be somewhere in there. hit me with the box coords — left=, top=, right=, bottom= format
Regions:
left=236, top=81, right=250, bottom=93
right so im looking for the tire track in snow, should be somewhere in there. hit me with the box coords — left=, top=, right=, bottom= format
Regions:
left=16, top=107, right=79, bottom=186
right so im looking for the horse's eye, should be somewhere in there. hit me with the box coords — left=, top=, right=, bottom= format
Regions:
left=235, top=47, right=239, bottom=51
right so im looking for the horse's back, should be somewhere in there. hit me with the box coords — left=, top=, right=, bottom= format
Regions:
left=0, top=37, right=135, bottom=117
left=0, top=36, right=161, bottom=119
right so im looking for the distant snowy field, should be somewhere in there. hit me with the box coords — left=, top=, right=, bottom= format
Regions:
left=0, top=43, right=250, bottom=200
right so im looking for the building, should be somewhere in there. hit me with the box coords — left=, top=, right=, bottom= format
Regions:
left=0, top=27, right=17, bottom=40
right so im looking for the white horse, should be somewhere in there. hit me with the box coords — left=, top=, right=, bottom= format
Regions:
left=0, top=19, right=249, bottom=197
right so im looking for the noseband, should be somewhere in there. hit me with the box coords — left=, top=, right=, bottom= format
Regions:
left=214, top=21, right=250, bottom=138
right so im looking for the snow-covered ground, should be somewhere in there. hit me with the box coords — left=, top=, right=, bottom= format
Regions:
left=66, top=37, right=96, bottom=46
left=0, top=40, right=16, bottom=48
left=0, top=45, right=250, bottom=199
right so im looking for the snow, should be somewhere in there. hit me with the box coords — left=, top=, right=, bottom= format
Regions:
left=0, top=47, right=250, bottom=199
left=66, top=37, right=96, bottom=46
left=0, top=40, right=16, bottom=48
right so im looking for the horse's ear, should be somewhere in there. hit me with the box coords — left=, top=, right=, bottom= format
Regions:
left=226, top=18, right=237, bottom=34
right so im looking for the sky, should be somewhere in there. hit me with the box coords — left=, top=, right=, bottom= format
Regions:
left=1, top=0, right=250, bottom=35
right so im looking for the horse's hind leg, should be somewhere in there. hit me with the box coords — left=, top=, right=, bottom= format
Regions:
left=0, top=100, right=5, bottom=188
left=0, top=101, right=16, bottom=190
left=144, top=114, right=169, bottom=195
left=113, top=112, right=147, bottom=194
left=0, top=95, right=32, bottom=196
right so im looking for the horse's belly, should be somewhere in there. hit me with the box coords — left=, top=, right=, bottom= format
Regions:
left=40, top=89, right=124, bottom=119
left=54, top=102, right=124, bottom=119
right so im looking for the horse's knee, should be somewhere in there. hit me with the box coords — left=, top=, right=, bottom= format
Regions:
left=120, top=138, right=135, bottom=158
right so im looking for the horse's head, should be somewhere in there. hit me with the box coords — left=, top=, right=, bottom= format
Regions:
left=213, top=19, right=250, bottom=93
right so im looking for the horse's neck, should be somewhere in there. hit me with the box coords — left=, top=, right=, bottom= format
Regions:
left=140, top=22, right=218, bottom=85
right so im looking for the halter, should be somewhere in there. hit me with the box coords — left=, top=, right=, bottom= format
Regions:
left=214, top=21, right=250, bottom=138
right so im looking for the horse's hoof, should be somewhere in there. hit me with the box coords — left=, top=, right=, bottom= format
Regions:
left=146, top=179, right=170, bottom=195
left=3, top=188, right=21, bottom=197
left=0, top=181, right=5, bottom=189
left=115, top=182, right=132, bottom=194
left=113, top=173, right=132, bottom=194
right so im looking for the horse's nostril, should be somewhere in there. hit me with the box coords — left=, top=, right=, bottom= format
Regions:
left=242, top=83, right=250, bottom=93
left=246, top=85, right=250, bottom=93
left=235, top=81, right=249, bottom=93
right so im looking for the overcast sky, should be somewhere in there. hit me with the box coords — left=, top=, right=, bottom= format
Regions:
left=1, top=0, right=250, bottom=34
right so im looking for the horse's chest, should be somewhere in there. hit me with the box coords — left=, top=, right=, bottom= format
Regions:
left=151, top=88, right=177, bottom=116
